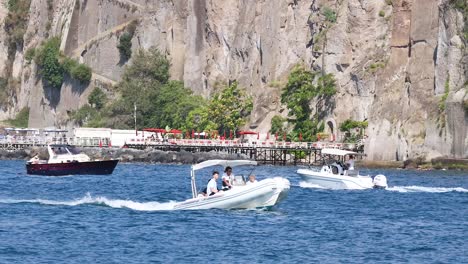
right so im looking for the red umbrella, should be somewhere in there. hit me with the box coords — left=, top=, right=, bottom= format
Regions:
left=238, top=131, right=258, bottom=135
left=169, top=129, right=182, bottom=134
left=299, top=132, right=302, bottom=141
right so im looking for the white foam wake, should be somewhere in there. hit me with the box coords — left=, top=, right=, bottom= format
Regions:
left=387, top=186, right=468, bottom=193
left=0, top=193, right=177, bottom=211
left=299, top=181, right=327, bottom=189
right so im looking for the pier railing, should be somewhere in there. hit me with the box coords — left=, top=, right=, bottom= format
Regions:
left=0, top=137, right=362, bottom=165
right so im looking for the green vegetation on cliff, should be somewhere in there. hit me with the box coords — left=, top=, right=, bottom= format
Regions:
left=270, top=115, right=287, bottom=135
left=34, top=38, right=93, bottom=88
left=450, top=0, right=467, bottom=41
left=4, top=0, right=32, bottom=51
left=280, top=65, right=336, bottom=141
left=71, top=48, right=252, bottom=133
left=35, top=38, right=64, bottom=88
left=1, top=0, right=32, bottom=107
left=117, top=20, right=138, bottom=61
left=339, top=119, right=368, bottom=143
left=186, top=81, right=252, bottom=132
left=6, top=107, right=29, bottom=127
left=88, top=88, right=107, bottom=110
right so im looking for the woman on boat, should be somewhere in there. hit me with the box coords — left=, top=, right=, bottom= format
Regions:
left=346, top=155, right=355, bottom=170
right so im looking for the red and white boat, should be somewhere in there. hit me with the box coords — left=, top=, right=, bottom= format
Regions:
left=26, top=144, right=118, bottom=176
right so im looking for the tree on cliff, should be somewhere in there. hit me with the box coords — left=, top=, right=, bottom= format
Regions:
left=35, top=37, right=64, bottom=89
left=185, top=81, right=253, bottom=133
left=95, top=48, right=199, bottom=129
left=281, top=65, right=336, bottom=141
left=70, top=47, right=253, bottom=133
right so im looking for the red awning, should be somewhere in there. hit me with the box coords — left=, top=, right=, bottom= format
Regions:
left=143, top=128, right=166, bottom=133
left=169, top=129, right=182, bottom=134
left=238, top=131, right=258, bottom=135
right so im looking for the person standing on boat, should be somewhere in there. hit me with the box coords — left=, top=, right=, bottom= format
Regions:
left=346, top=155, right=355, bottom=170
left=222, top=166, right=235, bottom=190
left=207, top=171, right=221, bottom=196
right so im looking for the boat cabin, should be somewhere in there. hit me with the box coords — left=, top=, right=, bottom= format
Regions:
left=46, top=144, right=90, bottom=163
left=320, top=148, right=364, bottom=177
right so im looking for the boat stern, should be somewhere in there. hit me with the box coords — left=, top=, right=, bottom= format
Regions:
left=373, top=174, right=388, bottom=189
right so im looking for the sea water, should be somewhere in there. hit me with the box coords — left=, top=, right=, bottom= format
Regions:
left=0, top=160, right=467, bottom=263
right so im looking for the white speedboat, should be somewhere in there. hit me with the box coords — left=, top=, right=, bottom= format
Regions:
left=297, top=148, right=387, bottom=190
left=174, top=160, right=290, bottom=210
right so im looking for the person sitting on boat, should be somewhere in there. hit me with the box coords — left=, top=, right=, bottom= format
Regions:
left=29, top=154, right=40, bottom=164
left=346, top=155, right=355, bottom=170
left=222, top=166, right=235, bottom=190
left=246, top=175, right=258, bottom=185
left=207, top=171, right=221, bottom=196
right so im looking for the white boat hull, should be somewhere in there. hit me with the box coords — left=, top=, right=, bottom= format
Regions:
left=174, top=177, right=290, bottom=210
left=297, top=168, right=376, bottom=190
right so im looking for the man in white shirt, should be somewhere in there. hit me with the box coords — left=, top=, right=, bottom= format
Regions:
left=222, top=166, right=235, bottom=190
left=207, top=171, right=220, bottom=196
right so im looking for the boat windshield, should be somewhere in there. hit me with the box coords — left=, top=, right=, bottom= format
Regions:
left=51, top=147, right=69, bottom=155
left=67, top=146, right=81, bottom=154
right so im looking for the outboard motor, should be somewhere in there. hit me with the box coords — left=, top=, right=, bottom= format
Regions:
left=373, top=174, right=388, bottom=189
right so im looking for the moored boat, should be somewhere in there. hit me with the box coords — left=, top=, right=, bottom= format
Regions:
left=26, top=144, right=118, bottom=176
left=173, top=160, right=290, bottom=210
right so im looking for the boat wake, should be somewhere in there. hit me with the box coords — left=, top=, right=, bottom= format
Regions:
left=299, top=181, right=327, bottom=189
left=0, top=193, right=177, bottom=211
left=387, top=186, right=468, bottom=193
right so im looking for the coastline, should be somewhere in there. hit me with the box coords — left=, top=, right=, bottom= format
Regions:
left=0, top=147, right=251, bottom=164
left=1, top=147, right=467, bottom=170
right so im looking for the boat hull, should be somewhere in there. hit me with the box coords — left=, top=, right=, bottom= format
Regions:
left=174, top=177, right=290, bottom=210
left=26, top=160, right=119, bottom=176
left=297, top=169, right=374, bottom=190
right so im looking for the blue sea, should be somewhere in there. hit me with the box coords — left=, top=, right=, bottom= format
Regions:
left=0, top=160, right=467, bottom=263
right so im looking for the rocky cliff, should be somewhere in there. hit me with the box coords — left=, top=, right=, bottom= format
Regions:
left=0, top=0, right=466, bottom=161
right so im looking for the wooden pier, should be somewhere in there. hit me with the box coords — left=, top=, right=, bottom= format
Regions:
left=125, top=143, right=359, bottom=166
left=1, top=139, right=362, bottom=166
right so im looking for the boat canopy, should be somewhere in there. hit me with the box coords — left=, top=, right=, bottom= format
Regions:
left=321, top=148, right=361, bottom=156
left=192, top=160, right=257, bottom=171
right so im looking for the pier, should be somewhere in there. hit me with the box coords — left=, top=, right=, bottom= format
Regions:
left=124, top=139, right=362, bottom=165
left=0, top=137, right=362, bottom=165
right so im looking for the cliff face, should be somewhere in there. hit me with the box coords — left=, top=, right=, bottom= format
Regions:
left=0, top=0, right=466, bottom=160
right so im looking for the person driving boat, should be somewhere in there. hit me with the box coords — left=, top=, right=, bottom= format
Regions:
left=222, top=166, right=235, bottom=190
